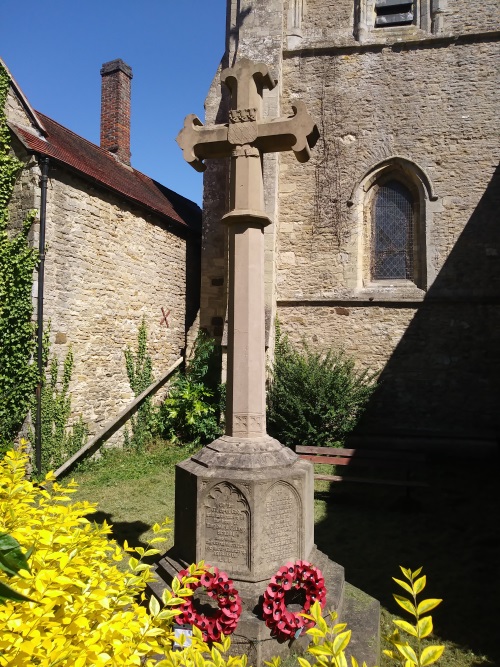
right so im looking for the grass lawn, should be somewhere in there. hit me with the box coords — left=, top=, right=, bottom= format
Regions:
left=69, top=441, right=498, bottom=666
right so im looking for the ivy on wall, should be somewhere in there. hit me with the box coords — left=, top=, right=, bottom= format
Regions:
left=38, top=347, right=88, bottom=474
left=0, top=64, right=39, bottom=454
left=124, top=318, right=155, bottom=451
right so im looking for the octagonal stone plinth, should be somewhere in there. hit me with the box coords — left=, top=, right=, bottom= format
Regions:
left=150, top=435, right=379, bottom=664
left=172, top=435, right=314, bottom=584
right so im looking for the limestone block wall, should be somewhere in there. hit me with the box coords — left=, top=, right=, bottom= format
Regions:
left=41, top=166, right=191, bottom=439
left=276, top=33, right=500, bottom=441
left=278, top=39, right=499, bottom=299
left=201, top=0, right=500, bottom=446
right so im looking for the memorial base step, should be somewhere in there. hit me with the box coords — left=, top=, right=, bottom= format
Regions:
left=148, top=548, right=379, bottom=665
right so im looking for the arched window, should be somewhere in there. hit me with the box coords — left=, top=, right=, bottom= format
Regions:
left=371, top=180, right=414, bottom=281
left=351, top=157, right=437, bottom=292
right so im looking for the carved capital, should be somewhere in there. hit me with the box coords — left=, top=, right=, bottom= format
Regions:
left=229, top=108, right=257, bottom=123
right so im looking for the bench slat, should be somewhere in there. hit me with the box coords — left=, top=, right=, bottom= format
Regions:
left=296, top=445, right=425, bottom=463
left=314, top=474, right=427, bottom=488
left=296, top=444, right=428, bottom=490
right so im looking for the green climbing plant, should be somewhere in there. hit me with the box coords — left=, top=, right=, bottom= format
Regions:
left=38, top=346, right=87, bottom=475
left=0, top=63, right=39, bottom=454
left=124, top=318, right=155, bottom=451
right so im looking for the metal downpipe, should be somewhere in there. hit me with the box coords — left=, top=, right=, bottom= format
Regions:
left=35, top=156, right=49, bottom=475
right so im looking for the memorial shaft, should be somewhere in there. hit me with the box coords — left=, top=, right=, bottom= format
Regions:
left=176, top=58, right=318, bottom=443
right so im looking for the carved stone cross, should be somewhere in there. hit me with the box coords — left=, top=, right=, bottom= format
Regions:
left=177, top=57, right=318, bottom=440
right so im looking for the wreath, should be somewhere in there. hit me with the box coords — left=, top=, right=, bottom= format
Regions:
left=175, top=566, right=242, bottom=642
left=262, top=560, right=327, bottom=640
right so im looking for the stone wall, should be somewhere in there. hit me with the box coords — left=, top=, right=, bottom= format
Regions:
left=202, top=0, right=500, bottom=447
left=38, top=165, right=193, bottom=441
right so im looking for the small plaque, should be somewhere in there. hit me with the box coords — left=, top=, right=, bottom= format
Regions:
left=173, top=625, right=193, bottom=650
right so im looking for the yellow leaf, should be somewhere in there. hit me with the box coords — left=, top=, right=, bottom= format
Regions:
left=393, top=578, right=414, bottom=596
left=420, top=645, right=445, bottom=666
left=332, top=629, right=351, bottom=654
left=297, top=658, right=311, bottom=667
left=308, top=645, right=332, bottom=657
left=393, top=619, right=418, bottom=637
left=417, top=598, right=442, bottom=615
left=149, top=595, right=160, bottom=617
left=417, top=615, right=433, bottom=639
left=306, top=628, right=325, bottom=639
left=396, top=643, right=418, bottom=664
left=413, top=575, right=426, bottom=595
left=394, top=595, right=417, bottom=617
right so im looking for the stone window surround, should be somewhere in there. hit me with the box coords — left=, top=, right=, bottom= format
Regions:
left=350, top=156, right=439, bottom=298
left=355, top=0, right=437, bottom=42
left=286, top=0, right=447, bottom=50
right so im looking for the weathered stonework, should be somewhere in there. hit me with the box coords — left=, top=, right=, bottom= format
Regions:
left=5, top=73, right=201, bottom=446
left=202, top=0, right=500, bottom=450
left=39, top=167, right=191, bottom=439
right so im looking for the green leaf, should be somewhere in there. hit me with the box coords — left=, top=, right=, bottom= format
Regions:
left=420, top=645, right=445, bottom=666
left=0, top=533, right=31, bottom=576
left=0, top=580, right=34, bottom=603
left=417, top=598, right=442, bottom=615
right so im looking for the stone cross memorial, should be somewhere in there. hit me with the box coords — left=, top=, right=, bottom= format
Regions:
left=151, top=58, right=378, bottom=664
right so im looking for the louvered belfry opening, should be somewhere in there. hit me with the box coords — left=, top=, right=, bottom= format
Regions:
left=372, top=180, right=414, bottom=280
left=375, top=0, right=414, bottom=27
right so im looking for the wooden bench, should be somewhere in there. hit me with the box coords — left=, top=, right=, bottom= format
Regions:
left=295, top=445, right=428, bottom=493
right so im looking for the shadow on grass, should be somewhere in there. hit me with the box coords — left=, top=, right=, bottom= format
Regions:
left=314, top=456, right=499, bottom=664
left=90, top=510, right=151, bottom=552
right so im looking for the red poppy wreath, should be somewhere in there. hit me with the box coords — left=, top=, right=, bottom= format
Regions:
left=175, top=566, right=242, bottom=642
left=262, top=561, right=327, bottom=640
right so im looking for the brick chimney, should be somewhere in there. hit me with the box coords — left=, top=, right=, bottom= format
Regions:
left=100, top=59, right=133, bottom=165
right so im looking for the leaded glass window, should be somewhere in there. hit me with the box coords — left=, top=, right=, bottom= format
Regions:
left=372, top=180, right=414, bottom=280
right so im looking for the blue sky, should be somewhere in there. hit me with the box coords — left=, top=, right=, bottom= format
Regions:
left=2, top=1, right=227, bottom=205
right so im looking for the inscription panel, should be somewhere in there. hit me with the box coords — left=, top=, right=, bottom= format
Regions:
left=262, top=482, right=300, bottom=565
left=203, top=482, right=250, bottom=568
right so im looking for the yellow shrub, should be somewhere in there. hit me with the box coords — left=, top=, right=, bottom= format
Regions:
left=0, top=448, right=246, bottom=667
left=0, top=449, right=443, bottom=667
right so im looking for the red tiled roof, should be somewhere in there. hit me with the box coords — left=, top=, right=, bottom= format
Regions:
left=11, top=112, right=201, bottom=234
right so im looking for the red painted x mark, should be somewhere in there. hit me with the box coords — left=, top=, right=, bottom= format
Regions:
left=160, top=307, right=171, bottom=328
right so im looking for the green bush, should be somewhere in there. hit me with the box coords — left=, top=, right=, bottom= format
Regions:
left=267, top=324, right=376, bottom=448
left=159, top=330, right=225, bottom=445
